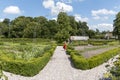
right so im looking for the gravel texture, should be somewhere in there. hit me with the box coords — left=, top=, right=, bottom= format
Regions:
left=3, top=46, right=119, bottom=80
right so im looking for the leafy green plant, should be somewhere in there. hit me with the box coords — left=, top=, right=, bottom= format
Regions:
left=0, top=42, right=4, bottom=45
left=0, top=46, right=56, bottom=76
left=67, top=46, right=120, bottom=70
left=0, top=62, right=8, bottom=80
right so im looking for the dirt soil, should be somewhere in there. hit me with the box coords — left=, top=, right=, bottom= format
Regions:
left=75, top=45, right=119, bottom=58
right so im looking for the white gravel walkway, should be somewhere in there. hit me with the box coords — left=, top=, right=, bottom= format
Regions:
left=3, top=46, right=119, bottom=80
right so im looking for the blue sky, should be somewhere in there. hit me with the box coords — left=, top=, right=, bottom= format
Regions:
left=0, top=0, right=120, bottom=32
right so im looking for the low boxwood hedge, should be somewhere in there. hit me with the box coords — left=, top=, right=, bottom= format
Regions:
left=0, top=46, right=56, bottom=76
left=67, top=46, right=120, bottom=70
left=88, top=40, right=114, bottom=46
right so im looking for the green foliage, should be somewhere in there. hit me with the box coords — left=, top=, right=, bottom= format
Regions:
left=109, top=60, right=120, bottom=79
left=108, top=41, right=119, bottom=45
left=88, top=40, right=113, bottom=46
left=102, top=61, right=120, bottom=80
left=69, top=40, right=88, bottom=46
left=55, top=12, right=72, bottom=43
left=0, top=61, right=8, bottom=80
left=0, top=43, right=52, bottom=60
left=0, top=12, right=97, bottom=40
left=113, top=12, right=120, bottom=41
left=0, top=42, right=4, bottom=45
left=20, top=42, right=27, bottom=45
left=67, top=46, right=120, bottom=70
left=0, top=39, right=56, bottom=76
left=0, top=46, right=56, bottom=76
left=71, top=53, right=89, bottom=69
left=69, top=40, right=116, bottom=46
left=55, top=29, right=70, bottom=43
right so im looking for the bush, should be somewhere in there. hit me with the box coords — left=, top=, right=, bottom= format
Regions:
left=0, top=46, right=56, bottom=76
left=70, top=41, right=88, bottom=46
left=71, top=53, right=89, bottom=69
left=88, top=40, right=114, bottom=46
left=67, top=46, right=120, bottom=70
left=0, top=42, right=4, bottom=45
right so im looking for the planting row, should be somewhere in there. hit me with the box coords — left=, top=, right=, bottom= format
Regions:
left=69, top=40, right=118, bottom=46
left=67, top=46, right=120, bottom=70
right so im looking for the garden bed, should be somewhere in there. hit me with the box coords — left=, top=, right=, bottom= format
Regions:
left=67, top=46, right=120, bottom=70
left=0, top=41, right=56, bottom=76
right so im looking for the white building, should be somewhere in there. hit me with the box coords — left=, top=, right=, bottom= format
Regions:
left=70, top=36, right=89, bottom=41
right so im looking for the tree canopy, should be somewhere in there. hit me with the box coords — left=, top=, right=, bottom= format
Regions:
left=113, top=12, right=120, bottom=42
left=0, top=12, right=95, bottom=43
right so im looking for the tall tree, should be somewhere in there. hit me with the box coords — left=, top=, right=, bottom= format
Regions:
left=47, top=20, right=59, bottom=39
left=11, top=16, right=32, bottom=38
left=113, top=12, right=120, bottom=42
left=1, top=18, right=11, bottom=37
left=23, top=22, right=39, bottom=38
left=76, top=21, right=89, bottom=36
left=3, top=18, right=10, bottom=25
left=87, top=30, right=95, bottom=38
left=34, top=16, right=49, bottom=38
left=68, top=16, right=77, bottom=35
left=55, top=12, right=72, bottom=43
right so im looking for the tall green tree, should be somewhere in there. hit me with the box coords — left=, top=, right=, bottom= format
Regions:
left=68, top=16, right=77, bottom=35
left=47, top=20, right=59, bottom=39
left=87, top=30, right=96, bottom=38
left=55, top=12, right=72, bottom=43
left=76, top=21, right=89, bottom=36
left=34, top=16, right=49, bottom=38
left=0, top=18, right=11, bottom=37
left=113, top=12, right=120, bottom=42
left=11, top=16, right=32, bottom=38
left=23, top=22, right=39, bottom=38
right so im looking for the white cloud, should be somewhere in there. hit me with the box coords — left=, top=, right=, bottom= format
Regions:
left=52, top=17, right=57, bottom=21
left=0, top=19, right=4, bottom=22
left=3, top=6, right=21, bottom=14
left=89, top=23, right=113, bottom=32
left=91, top=9, right=117, bottom=20
left=57, top=0, right=84, bottom=3
left=74, top=14, right=88, bottom=22
left=43, top=0, right=73, bottom=15
left=59, top=0, right=72, bottom=3
left=43, top=0, right=54, bottom=9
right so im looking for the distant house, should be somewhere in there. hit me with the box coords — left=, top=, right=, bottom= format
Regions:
left=70, top=36, right=89, bottom=41
left=105, top=32, right=116, bottom=39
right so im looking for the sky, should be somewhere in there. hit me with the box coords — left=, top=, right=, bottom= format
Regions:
left=0, top=0, right=120, bottom=32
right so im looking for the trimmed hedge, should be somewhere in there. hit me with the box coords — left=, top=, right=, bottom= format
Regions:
left=71, top=53, right=89, bottom=69
left=69, top=40, right=116, bottom=46
left=68, top=47, right=120, bottom=70
left=70, top=41, right=88, bottom=46
left=88, top=40, right=115, bottom=46
left=0, top=46, right=56, bottom=76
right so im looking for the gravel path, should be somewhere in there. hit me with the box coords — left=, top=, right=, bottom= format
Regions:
left=3, top=46, right=119, bottom=80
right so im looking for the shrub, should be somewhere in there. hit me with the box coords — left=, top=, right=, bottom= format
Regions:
left=0, top=46, right=56, bottom=76
left=20, top=42, right=27, bottom=45
left=70, top=41, right=88, bottom=46
left=0, top=42, right=4, bottom=45
left=88, top=40, right=114, bottom=46
left=71, top=53, right=89, bottom=69
left=67, top=46, right=120, bottom=70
